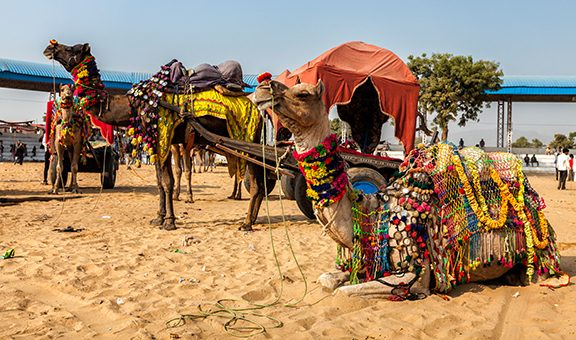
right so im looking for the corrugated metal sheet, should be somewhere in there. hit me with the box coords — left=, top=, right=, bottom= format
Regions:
left=0, top=58, right=259, bottom=92
left=486, top=76, right=576, bottom=96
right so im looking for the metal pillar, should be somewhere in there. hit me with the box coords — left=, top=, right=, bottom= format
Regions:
left=497, top=100, right=505, bottom=148
left=506, top=97, right=513, bottom=152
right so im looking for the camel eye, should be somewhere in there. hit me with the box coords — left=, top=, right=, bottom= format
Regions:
left=295, top=92, right=311, bottom=99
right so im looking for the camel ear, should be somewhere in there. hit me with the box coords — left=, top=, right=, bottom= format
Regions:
left=82, top=43, right=91, bottom=54
left=314, top=79, right=324, bottom=97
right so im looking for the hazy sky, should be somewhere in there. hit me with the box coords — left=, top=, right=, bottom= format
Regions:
left=1, top=0, right=575, bottom=145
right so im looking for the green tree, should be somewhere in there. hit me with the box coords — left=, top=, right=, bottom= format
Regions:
left=549, top=134, right=573, bottom=150
left=512, top=136, right=531, bottom=148
left=531, top=138, right=543, bottom=148
left=569, top=131, right=576, bottom=145
left=407, top=53, right=503, bottom=141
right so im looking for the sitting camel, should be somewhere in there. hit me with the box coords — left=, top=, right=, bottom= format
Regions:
left=50, top=84, right=88, bottom=194
left=253, top=78, right=565, bottom=298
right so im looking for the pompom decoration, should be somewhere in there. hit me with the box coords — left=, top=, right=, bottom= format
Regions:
left=50, top=39, right=58, bottom=45
left=257, top=72, right=272, bottom=83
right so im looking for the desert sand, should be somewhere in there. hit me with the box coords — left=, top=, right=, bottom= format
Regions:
left=1, top=162, right=575, bottom=340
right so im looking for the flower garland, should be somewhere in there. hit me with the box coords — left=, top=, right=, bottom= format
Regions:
left=71, top=55, right=105, bottom=109
left=293, top=134, right=349, bottom=208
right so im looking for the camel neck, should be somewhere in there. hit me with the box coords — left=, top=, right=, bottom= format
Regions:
left=292, top=120, right=331, bottom=153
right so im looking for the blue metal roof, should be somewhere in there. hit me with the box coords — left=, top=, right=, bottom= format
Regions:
left=485, top=76, right=576, bottom=96
left=0, top=58, right=258, bottom=92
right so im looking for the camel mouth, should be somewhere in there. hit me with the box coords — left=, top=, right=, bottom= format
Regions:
left=256, top=100, right=274, bottom=111
left=43, top=47, right=55, bottom=60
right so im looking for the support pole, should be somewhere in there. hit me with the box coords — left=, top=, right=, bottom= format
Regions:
left=506, top=97, right=513, bottom=153
left=497, top=100, right=505, bottom=148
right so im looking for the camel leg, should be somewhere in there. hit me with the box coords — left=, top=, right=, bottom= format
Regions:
left=234, top=173, right=242, bottom=200
left=160, top=154, right=176, bottom=231
left=183, top=145, right=194, bottom=203
left=172, top=145, right=182, bottom=201
left=196, top=151, right=204, bottom=173
left=239, top=165, right=265, bottom=231
left=150, top=161, right=166, bottom=226
left=50, top=142, right=65, bottom=194
left=229, top=174, right=239, bottom=199
left=192, top=149, right=197, bottom=173
left=68, top=143, right=81, bottom=193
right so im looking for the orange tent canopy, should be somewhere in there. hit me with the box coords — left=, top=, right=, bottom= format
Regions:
left=275, top=41, right=419, bottom=152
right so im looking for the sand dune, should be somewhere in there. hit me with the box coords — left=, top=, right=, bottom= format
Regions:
left=1, top=163, right=575, bottom=339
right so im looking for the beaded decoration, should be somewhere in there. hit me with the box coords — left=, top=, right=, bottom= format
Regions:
left=397, top=143, right=561, bottom=292
left=293, top=134, right=349, bottom=208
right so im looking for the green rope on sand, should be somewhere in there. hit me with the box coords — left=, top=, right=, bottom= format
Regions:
left=166, top=299, right=283, bottom=338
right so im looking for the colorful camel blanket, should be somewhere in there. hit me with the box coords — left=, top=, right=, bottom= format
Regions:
left=127, top=62, right=261, bottom=170
left=337, top=143, right=561, bottom=293
left=49, top=99, right=91, bottom=153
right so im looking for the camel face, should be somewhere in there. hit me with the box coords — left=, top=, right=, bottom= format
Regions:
left=43, top=41, right=91, bottom=72
left=254, top=80, right=327, bottom=130
left=59, top=84, right=74, bottom=103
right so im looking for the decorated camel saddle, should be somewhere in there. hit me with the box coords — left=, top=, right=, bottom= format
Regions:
left=125, top=60, right=260, bottom=176
left=253, top=78, right=568, bottom=299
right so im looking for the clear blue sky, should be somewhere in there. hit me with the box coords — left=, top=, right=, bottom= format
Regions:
left=1, top=0, right=575, bottom=145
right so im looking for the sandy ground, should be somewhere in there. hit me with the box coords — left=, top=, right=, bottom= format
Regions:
left=1, top=162, right=575, bottom=340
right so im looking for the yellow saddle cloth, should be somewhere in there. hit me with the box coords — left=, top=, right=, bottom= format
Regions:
left=157, top=89, right=261, bottom=170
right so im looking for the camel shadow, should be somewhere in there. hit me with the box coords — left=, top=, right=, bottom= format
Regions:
left=447, top=255, right=576, bottom=298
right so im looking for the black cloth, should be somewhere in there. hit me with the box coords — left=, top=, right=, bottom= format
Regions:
left=43, top=151, right=50, bottom=182
left=558, top=170, right=568, bottom=189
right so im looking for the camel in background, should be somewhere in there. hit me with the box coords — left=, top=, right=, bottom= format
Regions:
left=50, top=84, right=87, bottom=194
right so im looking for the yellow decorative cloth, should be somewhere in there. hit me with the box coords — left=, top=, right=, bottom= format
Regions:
left=157, top=90, right=261, bottom=172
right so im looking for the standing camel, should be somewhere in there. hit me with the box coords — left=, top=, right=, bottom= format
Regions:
left=50, top=84, right=88, bottom=194
left=43, top=41, right=269, bottom=230
left=253, top=79, right=565, bottom=298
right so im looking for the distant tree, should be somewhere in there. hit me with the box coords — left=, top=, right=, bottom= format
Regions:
left=549, top=134, right=573, bottom=150
left=569, top=131, right=576, bottom=145
left=531, top=138, right=544, bottom=148
left=512, top=136, right=531, bottom=148
left=407, top=53, right=503, bottom=141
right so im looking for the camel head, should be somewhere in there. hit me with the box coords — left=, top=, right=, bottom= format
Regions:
left=254, top=80, right=328, bottom=150
left=59, top=84, right=74, bottom=104
left=43, top=40, right=91, bottom=72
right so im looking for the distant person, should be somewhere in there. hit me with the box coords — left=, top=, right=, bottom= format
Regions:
left=545, top=146, right=552, bottom=155
left=14, top=141, right=25, bottom=165
left=524, top=154, right=530, bottom=167
left=0, top=140, right=4, bottom=160
left=458, top=138, right=464, bottom=149
left=554, top=152, right=560, bottom=180
left=32, top=145, right=37, bottom=158
left=557, top=148, right=570, bottom=190
left=531, top=154, right=539, bottom=167
left=569, top=154, right=574, bottom=182
left=42, top=132, right=50, bottom=185
left=479, top=139, right=485, bottom=148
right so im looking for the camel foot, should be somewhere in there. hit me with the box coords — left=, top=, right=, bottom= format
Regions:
left=173, top=195, right=180, bottom=201
left=48, top=190, right=58, bottom=195
left=161, top=218, right=177, bottom=231
left=150, top=216, right=164, bottom=226
left=238, top=224, right=254, bottom=232
left=185, top=197, right=194, bottom=203
left=227, top=195, right=235, bottom=199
